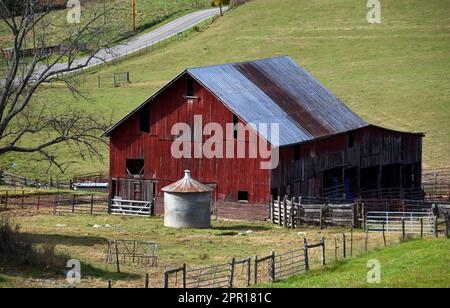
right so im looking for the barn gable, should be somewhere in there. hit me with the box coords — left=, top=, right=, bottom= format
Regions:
left=104, top=56, right=368, bottom=146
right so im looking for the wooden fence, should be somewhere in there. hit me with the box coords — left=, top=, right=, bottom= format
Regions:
left=163, top=239, right=324, bottom=288
left=0, top=190, right=108, bottom=214
left=270, top=196, right=358, bottom=228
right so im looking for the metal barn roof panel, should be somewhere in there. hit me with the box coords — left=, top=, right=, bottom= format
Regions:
left=187, top=56, right=367, bottom=146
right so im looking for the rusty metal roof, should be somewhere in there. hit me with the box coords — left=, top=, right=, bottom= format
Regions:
left=187, top=56, right=368, bottom=146
left=104, top=56, right=368, bottom=145
left=162, top=170, right=214, bottom=193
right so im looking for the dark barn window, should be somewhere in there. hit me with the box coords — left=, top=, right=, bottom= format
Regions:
left=294, top=145, right=301, bottom=161
left=238, top=191, right=249, bottom=202
left=140, top=105, right=150, bottom=133
left=348, top=131, right=355, bottom=148
left=126, top=159, right=144, bottom=176
left=187, top=77, right=195, bottom=96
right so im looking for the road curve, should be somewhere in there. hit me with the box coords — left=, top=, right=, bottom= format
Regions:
left=15, top=7, right=226, bottom=82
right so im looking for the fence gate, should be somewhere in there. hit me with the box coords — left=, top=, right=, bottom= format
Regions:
left=366, top=211, right=436, bottom=235
left=110, top=198, right=155, bottom=216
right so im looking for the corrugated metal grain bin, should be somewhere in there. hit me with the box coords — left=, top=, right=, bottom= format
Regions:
left=162, top=170, right=213, bottom=229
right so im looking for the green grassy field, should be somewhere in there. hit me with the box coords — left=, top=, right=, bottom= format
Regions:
left=263, top=239, right=450, bottom=288
left=0, top=212, right=402, bottom=288
left=1, top=0, right=449, bottom=179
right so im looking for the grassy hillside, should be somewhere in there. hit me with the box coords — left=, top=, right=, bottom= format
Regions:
left=263, top=239, right=450, bottom=288
left=0, top=0, right=211, bottom=48
left=1, top=0, right=449, bottom=179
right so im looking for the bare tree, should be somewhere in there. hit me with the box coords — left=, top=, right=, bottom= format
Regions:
left=0, top=0, right=114, bottom=173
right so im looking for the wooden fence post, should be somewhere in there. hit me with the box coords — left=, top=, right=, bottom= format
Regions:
left=115, top=241, right=121, bottom=273
left=246, top=258, right=251, bottom=287
left=53, top=193, right=57, bottom=215
left=382, top=221, right=387, bottom=247
left=420, top=218, right=424, bottom=239
left=321, top=237, right=326, bottom=267
left=402, top=219, right=406, bottom=240
left=270, top=251, right=276, bottom=282
left=72, top=194, right=76, bottom=214
left=434, top=215, right=439, bottom=239
left=342, top=234, right=346, bottom=259
left=350, top=228, right=354, bottom=257
left=182, top=264, right=187, bottom=289
left=90, top=195, right=94, bottom=215
left=164, top=271, right=169, bottom=288
left=445, top=213, right=450, bottom=239
left=334, top=237, right=338, bottom=261
left=36, top=192, right=40, bottom=210
left=277, top=196, right=281, bottom=226
left=108, top=280, right=112, bottom=288
left=21, top=190, right=25, bottom=209
left=283, top=196, right=288, bottom=228
left=290, top=204, right=295, bottom=229
left=254, top=256, right=258, bottom=285
left=229, top=258, right=236, bottom=288
left=365, top=229, right=368, bottom=252
left=270, top=196, right=274, bottom=223
left=145, top=273, right=149, bottom=288
left=304, top=238, right=309, bottom=271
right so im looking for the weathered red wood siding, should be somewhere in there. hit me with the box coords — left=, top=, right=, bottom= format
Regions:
left=272, top=126, right=423, bottom=197
left=110, top=75, right=271, bottom=204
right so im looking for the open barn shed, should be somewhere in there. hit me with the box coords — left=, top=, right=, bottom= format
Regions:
left=104, top=56, right=423, bottom=220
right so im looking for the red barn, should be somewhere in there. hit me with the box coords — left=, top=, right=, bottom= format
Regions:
left=104, top=56, right=423, bottom=220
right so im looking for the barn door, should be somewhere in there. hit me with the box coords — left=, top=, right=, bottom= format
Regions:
left=133, top=181, right=142, bottom=200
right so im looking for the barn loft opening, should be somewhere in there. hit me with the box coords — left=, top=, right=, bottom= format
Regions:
left=187, top=77, right=195, bottom=97
left=238, top=191, right=249, bottom=202
left=126, top=159, right=144, bottom=177
left=140, top=105, right=150, bottom=133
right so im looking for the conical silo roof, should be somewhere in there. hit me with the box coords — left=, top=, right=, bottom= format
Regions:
left=162, top=170, right=214, bottom=193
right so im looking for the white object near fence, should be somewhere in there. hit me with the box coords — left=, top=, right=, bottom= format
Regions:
left=365, top=211, right=436, bottom=235
left=110, top=198, right=154, bottom=216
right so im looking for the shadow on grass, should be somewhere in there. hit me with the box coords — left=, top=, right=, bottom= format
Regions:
left=20, top=232, right=109, bottom=247
left=213, top=225, right=271, bottom=232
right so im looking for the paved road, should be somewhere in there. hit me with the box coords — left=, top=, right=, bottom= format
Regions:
left=5, top=7, right=226, bottom=83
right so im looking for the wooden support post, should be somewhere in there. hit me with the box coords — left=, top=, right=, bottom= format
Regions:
left=283, top=196, right=288, bottom=228
left=53, top=193, right=57, bottom=215
left=420, top=218, right=424, bottom=239
left=115, top=242, right=121, bottom=273
left=382, top=221, right=387, bottom=247
left=277, top=196, right=281, bottom=226
left=342, top=234, right=346, bottom=259
left=36, top=192, right=40, bottom=211
left=350, top=228, right=354, bottom=257
left=434, top=215, right=439, bottom=239
left=445, top=214, right=450, bottom=239
left=182, top=264, right=187, bottom=288
left=145, top=273, right=149, bottom=288
left=304, top=238, right=309, bottom=271
left=402, top=219, right=406, bottom=241
left=254, top=256, right=258, bottom=285
left=321, top=237, right=326, bottom=267
left=319, top=205, right=323, bottom=230
left=290, top=204, right=295, bottom=229
left=365, top=229, right=368, bottom=252
left=334, top=237, right=338, bottom=261
left=90, top=195, right=94, bottom=215
left=270, top=251, right=276, bottom=282
left=229, top=258, right=236, bottom=288
left=246, top=258, right=251, bottom=287
left=164, top=271, right=169, bottom=288
left=72, top=194, right=76, bottom=213
left=270, top=196, right=274, bottom=223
